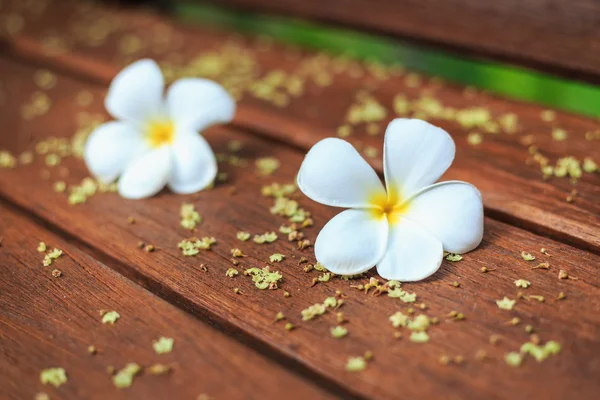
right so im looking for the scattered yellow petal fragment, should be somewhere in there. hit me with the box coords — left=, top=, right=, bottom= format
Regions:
left=532, top=262, right=550, bottom=270
left=261, top=183, right=296, bottom=198
left=345, top=356, right=367, bottom=372
left=113, top=363, right=141, bottom=389
left=40, top=368, right=67, bottom=387
left=101, top=311, right=120, bottom=325
left=225, top=268, right=239, bottom=278
left=407, top=315, right=430, bottom=332
left=48, top=248, right=62, bottom=258
left=314, top=262, right=327, bottom=272
left=43, top=248, right=63, bottom=266
left=331, top=326, right=348, bottom=338
left=53, top=181, right=66, bottom=193
left=520, top=340, right=561, bottom=362
left=388, top=287, right=417, bottom=303
left=496, top=297, right=516, bottom=310
left=37, top=242, right=47, bottom=252
left=68, top=190, right=87, bottom=205
left=551, top=128, right=567, bottom=141
left=301, top=303, right=326, bottom=321
left=527, top=295, right=545, bottom=303
left=153, top=337, right=174, bottom=354
left=583, top=157, right=597, bottom=173
left=387, top=280, right=401, bottom=289
left=388, top=289, right=417, bottom=303
left=544, top=340, right=562, bottom=355
left=514, top=279, right=530, bottom=288
left=521, top=251, right=535, bottom=261
left=323, top=297, right=337, bottom=308
left=245, top=266, right=282, bottom=289
left=264, top=232, right=278, bottom=242
left=540, top=109, right=555, bottom=122
left=0, top=151, right=17, bottom=168
left=34, top=69, right=57, bottom=90
left=269, top=195, right=310, bottom=223
left=445, top=253, right=463, bottom=262
left=364, top=146, right=378, bottom=158
left=253, top=235, right=266, bottom=244
left=385, top=281, right=417, bottom=302
left=337, top=124, right=352, bottom=137
left=409, top=331, right=430, bottom=343
left=269, top=253, right=285, bottom=262
left=178, top=237, right=216, bottom=256
left=389, top=311, right=409, bottom=328
left=228, top=140, right=243, bottom=152
left=467, top=132, right=483, bottom=145
left=236, top=231, right=250, bottom=241
left=558, top=269, right=578, bottom=280
left=505, top=352, right=523, bottom=367
left=254, top=232, right=278, bottom=244
left=230, top=248, right=245, bottom=257
left=147, top=363, right=172, bottom=375
left=180, top=203, right=202, bottom=230
left=256, top=157, right=280, bottom=175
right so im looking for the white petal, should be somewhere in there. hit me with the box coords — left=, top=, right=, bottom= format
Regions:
left=376, top=218, right=443, bottom=282
left=118, top=146, right=172, bottom=199
left=298, top=138, right=386, bottom=208
left=167, top=130, right=217, bottom=194
left=105, top=59, right=165, bottom=124
left=315, top=209, right=388, bottom=275
left=166, top=78, right=235, bottom=132
left=84, top=121, right=146, bottom=184
left=405, top=181, right=484, bottom=253
left=383, top=118, right=455, bottom=199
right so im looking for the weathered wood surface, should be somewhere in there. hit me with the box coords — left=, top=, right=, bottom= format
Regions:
left=0, top=204, right=335, bottom=400
left=1, top=0, right=598, bottom=252
left=192, top=0, right=600, bottom=80
left=0, top=56, right=599, bottom=399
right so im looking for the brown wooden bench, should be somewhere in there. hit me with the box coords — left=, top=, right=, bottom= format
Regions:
left=0, top=0, right=598, bottom=399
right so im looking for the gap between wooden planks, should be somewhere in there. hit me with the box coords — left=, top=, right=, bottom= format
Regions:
left=0, top=203, right=335, bottom=400
left=0, top=56, right=599, bottom=400
left=1, top=0, right=598, bottom=253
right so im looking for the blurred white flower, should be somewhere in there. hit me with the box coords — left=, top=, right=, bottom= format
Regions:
left=297, top=118, right=483, bottom=281
left=85, top=59, right=235, bottom=199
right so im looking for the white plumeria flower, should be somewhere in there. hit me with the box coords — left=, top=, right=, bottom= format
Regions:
left=297, top=118, right=484, bottom=281
left=84, top=59, right=235, bottom=199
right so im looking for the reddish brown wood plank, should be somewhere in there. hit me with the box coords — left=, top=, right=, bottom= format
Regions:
left=0, top=57, right=599, bottom=399
left=1, top=0, right=598, bottom=252
left=7, top=0, right=600, bottom=78
left=0, top=206, right=335, bottom=400
left=196, top=0, right=600, bottom=80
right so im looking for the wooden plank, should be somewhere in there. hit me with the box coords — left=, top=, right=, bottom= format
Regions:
left=191, top=0, right=600, bottom=80
left=0, top=57, right=599, bottom=399
left=0, top=208, right=335, bottom=400
left=1, top=0, right=598, bottom=252
left=6, top=0, right=600, bottom=78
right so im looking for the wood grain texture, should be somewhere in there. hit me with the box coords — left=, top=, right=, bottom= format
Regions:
left=193, top=0, right=600, bottom=79
left=0, top=58, right=599, bottom=399
left=0, top=205, right=334, bottom=400
left=1, top=0, right=598, bottom=251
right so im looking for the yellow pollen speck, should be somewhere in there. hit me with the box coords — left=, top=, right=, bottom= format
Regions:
left=146, top=120, right=175, bottom=148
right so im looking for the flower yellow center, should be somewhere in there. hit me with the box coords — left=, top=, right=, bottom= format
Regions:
left=146, top=120, right=175, bottom=148
left=369, top=188, right=409, bottom=225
